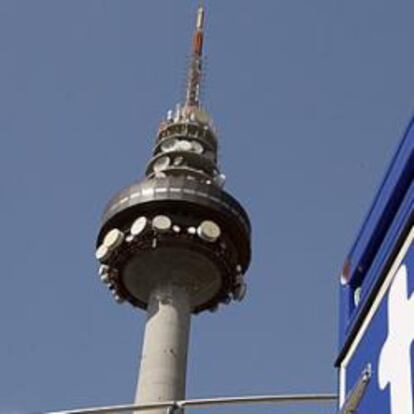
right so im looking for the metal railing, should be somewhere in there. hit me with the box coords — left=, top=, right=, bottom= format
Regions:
left=48, top=393, right=338, bottom=414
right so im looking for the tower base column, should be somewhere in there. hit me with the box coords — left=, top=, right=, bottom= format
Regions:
left=135, top=283, right=191, bottom=414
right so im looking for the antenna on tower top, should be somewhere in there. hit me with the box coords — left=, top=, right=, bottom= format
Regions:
left=196, top=5, right=205, bottom=33
left=185, top=5, right=205, bottom=108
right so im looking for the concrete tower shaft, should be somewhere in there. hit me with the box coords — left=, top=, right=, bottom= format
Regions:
left=95, top=6, right=251, bottom=414
left=135, top=284, right=191, bottom=411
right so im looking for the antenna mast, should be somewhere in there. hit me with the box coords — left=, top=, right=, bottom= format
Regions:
left=185, top=6, right=205, bottom=108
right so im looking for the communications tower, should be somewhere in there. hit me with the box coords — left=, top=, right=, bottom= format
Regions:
left=95, top=7, right=251, bottom=412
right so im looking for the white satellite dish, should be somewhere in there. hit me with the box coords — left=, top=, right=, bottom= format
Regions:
left=153, top=156, right=170, bottom=173
left=197, top=220, right=221, bottom=242
left=173, top=156, right=184, bottom=166
left=152, top=215, right=172, bottom=233
left=214, top=173, right=226, bottom=188
left=178, top=140, right=192, bottom=152
left=191, top=141, right=204, bottom=154
left=100, top=273, right=110, bottom=284
left=131, top=216, right=148, bottom=237
left=161, top=138, right=178, bottom=153
left=98, top=264, right=110, bottom=276
left=103, top=229, right=124, bottom=249
left=95, top=244, right=110, bottom=262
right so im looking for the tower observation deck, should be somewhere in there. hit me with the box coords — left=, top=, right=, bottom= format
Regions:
left=95, top=6, right=251, bottom=412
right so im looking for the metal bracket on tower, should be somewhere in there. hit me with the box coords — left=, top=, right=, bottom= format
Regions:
left=338, top=364, right=372, bottom=414
left=166, top=402, right=183, bottom=414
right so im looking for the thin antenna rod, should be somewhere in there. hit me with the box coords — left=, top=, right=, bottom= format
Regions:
left=185, top=6, right=205, bottom=107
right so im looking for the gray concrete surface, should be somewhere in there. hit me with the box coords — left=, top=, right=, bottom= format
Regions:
left=135, top=283, right=191, bottom=414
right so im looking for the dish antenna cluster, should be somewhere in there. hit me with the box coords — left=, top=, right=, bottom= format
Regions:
left=96, top=6, right=251, bottom=413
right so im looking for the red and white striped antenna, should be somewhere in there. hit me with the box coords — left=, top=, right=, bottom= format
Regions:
left=185, top=5, right=205, bottom=108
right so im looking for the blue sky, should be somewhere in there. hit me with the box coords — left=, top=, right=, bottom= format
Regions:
left=0, top=1, right=413, bottom=413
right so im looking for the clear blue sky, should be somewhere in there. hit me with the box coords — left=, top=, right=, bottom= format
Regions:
left=1, top=1, right=413, bottom=413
